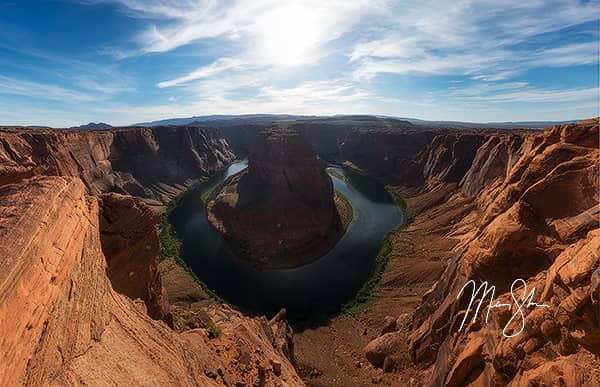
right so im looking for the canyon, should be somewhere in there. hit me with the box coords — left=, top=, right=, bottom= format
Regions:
left=0, top=126, right=301, bottom=386
left=0, top=117, right=598, bottom=386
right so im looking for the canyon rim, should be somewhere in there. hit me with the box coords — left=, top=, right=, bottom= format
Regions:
left=0, top=118, right=598, bottom=386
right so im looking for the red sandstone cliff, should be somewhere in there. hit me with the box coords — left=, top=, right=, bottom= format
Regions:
left=357, top=119, right=600, bottom=385
left=0, top=127, right=303, bottom=386
left=1, top=119, right=598, bottom=385
left=99, top=193, right=172, bottom=323
left=207, top=128, right=342, bottom=267
left=0, top=126, right=235, bottom=205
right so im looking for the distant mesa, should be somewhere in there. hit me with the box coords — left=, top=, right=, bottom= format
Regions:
left=207, top=127, right=344, bottom=267
left=132, top=114, right=582, bottom=129
left=75, top=122, right=113, bottom=130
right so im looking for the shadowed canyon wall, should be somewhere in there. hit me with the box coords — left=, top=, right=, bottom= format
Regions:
left=0, top=119, right=597, bottom=385
left=0, top=126, right=302, bottom=386
left=0, top=126, right=235, bottom=204
left=354, top=119, right=599, bottom=385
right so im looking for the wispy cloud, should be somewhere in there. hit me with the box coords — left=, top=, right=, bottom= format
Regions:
left=158, top=57, right=242, bottom=88
left=93, top=0, right=383, bottom=61
left=83, top=79, right=374, bottom=125
left=2, top=0, right=598, bottom=125
left=528, top=41, right=599, bottom=67
left=77, top=75, right=136, bottom=94
left=443, top=83, right=598, bottom=104
left=0, top=75, right=99, bottom=102
left=474, top=87, right=598, bottom=104
left=257, top=80, right=371, bottom=105
left=350, top=0, right=600, bottom=80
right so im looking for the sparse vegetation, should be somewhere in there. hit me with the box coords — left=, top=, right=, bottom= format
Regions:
left=158, top=214, right=181, bottom=262
left=206, top=318, right=223, bottom=339
left=334, top=190, right=353, bottom=230
left=201, top=167, right=247, bottom=204
left=340, top=187, right=413, bottom=314
left=193, top=310, right=223, bottom=339
left=200, top=179, right=225, bottom=203
left=385, top=186, right=414, bottom=226
left=157, top=178, right=229, bottom=305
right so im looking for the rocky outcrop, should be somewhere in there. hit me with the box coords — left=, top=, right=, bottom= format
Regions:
left=0, top=175, right=303, bottom=386
left=338, top=126, right=533, bottom=190
left=215, top=116, right=409, bottom=161
left=340, top=127, right=440, bottom=180
left=0, top=126, right=302, bottom=386
left=207, top=128, right=343, bottom=267
left=0, top=126, right=235, bottom=205
left=99, top=193, right=171, bottom=323
left=418, top=133, right=486, bottom=186
left=360, top=119, right=600, bottom=385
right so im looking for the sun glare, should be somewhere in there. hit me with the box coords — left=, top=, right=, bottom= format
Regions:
left=256, top=5, right=321, bottom=66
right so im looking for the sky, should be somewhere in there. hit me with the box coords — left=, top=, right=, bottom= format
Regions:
left=0, top=0, right=598, bottom=127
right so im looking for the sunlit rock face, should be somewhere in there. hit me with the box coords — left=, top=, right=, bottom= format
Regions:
left=207, top=128, right=343, bottom=267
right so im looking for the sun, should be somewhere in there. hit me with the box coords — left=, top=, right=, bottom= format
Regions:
left=255, top=5, right=322, bottom=67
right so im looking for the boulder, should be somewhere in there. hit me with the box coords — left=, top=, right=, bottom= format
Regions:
left=364, top=331, right=403, bottom=368
left=381, top=316, right=398, bottom=335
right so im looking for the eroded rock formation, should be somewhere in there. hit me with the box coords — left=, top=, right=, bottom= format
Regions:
left=357, top=119, right=600, bottom=385
left=99, top=193, right=171, bottom=323
left=0, top=126, right=235, bottom=206
left=207, top=128, right=343, bottom=267
left=1, top=118, right=598, bottom=385
left=0, top=127, right=302, bottom=386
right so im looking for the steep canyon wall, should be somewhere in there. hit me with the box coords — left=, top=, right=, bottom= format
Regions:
left=0, top=126, right=235, bottom=205
left=0, top=126, right=302, bottom=386
left=0, top=119, right=597, bottom=386
left=350, top=120, right=599, bottom=385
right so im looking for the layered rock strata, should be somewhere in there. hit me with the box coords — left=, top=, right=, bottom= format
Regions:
left=0, top=126, right=235, bottom=206
left=357, top=119, right=600, bottom=385
left=207, top=128, right=343, bottom=267
left=99, top=193, right=171, bottom=323
left=0, top=127, right=303, bottom=386
left=1, top=118, right=598, bottom=385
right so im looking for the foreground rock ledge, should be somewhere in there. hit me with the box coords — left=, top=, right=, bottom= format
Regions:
left=207, top=128, right=344, bottom=268
left=0, top=126, right=303, bottom=386
left=0, top=176, right=303, bottom=386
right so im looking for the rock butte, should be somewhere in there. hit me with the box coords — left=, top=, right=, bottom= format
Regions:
left=0, top=117, right=598, bottom=386
left=207, top=128, right=343, bottom=267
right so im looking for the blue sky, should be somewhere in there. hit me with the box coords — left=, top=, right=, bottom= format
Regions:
left=0, top=0, right=598, bottom=126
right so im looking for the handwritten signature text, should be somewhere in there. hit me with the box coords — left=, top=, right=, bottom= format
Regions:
left=456, top=278, right=550, bottom=338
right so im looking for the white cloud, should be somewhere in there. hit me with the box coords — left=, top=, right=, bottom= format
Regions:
left=352, top=51, right=514, bottom=80
left=528, top=41, right=599, bottom=67
left=158, top=58, right=243, bottom=88
left=258, top=80, right=371, bottom=105
left=96, top=0, right=384, bottom=63
left=77, top=76, right=136, bottom=94
left=0, top=75, right=99, bottom=102
left=54, top=0, right=599, bottom=124
left=350, top=0, right=600, bottom=79
left=444, top=83, right=598, bottom=104
left=479, top=87, right=598, bottom=104
left=79, top=79, right=374, bottom=125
